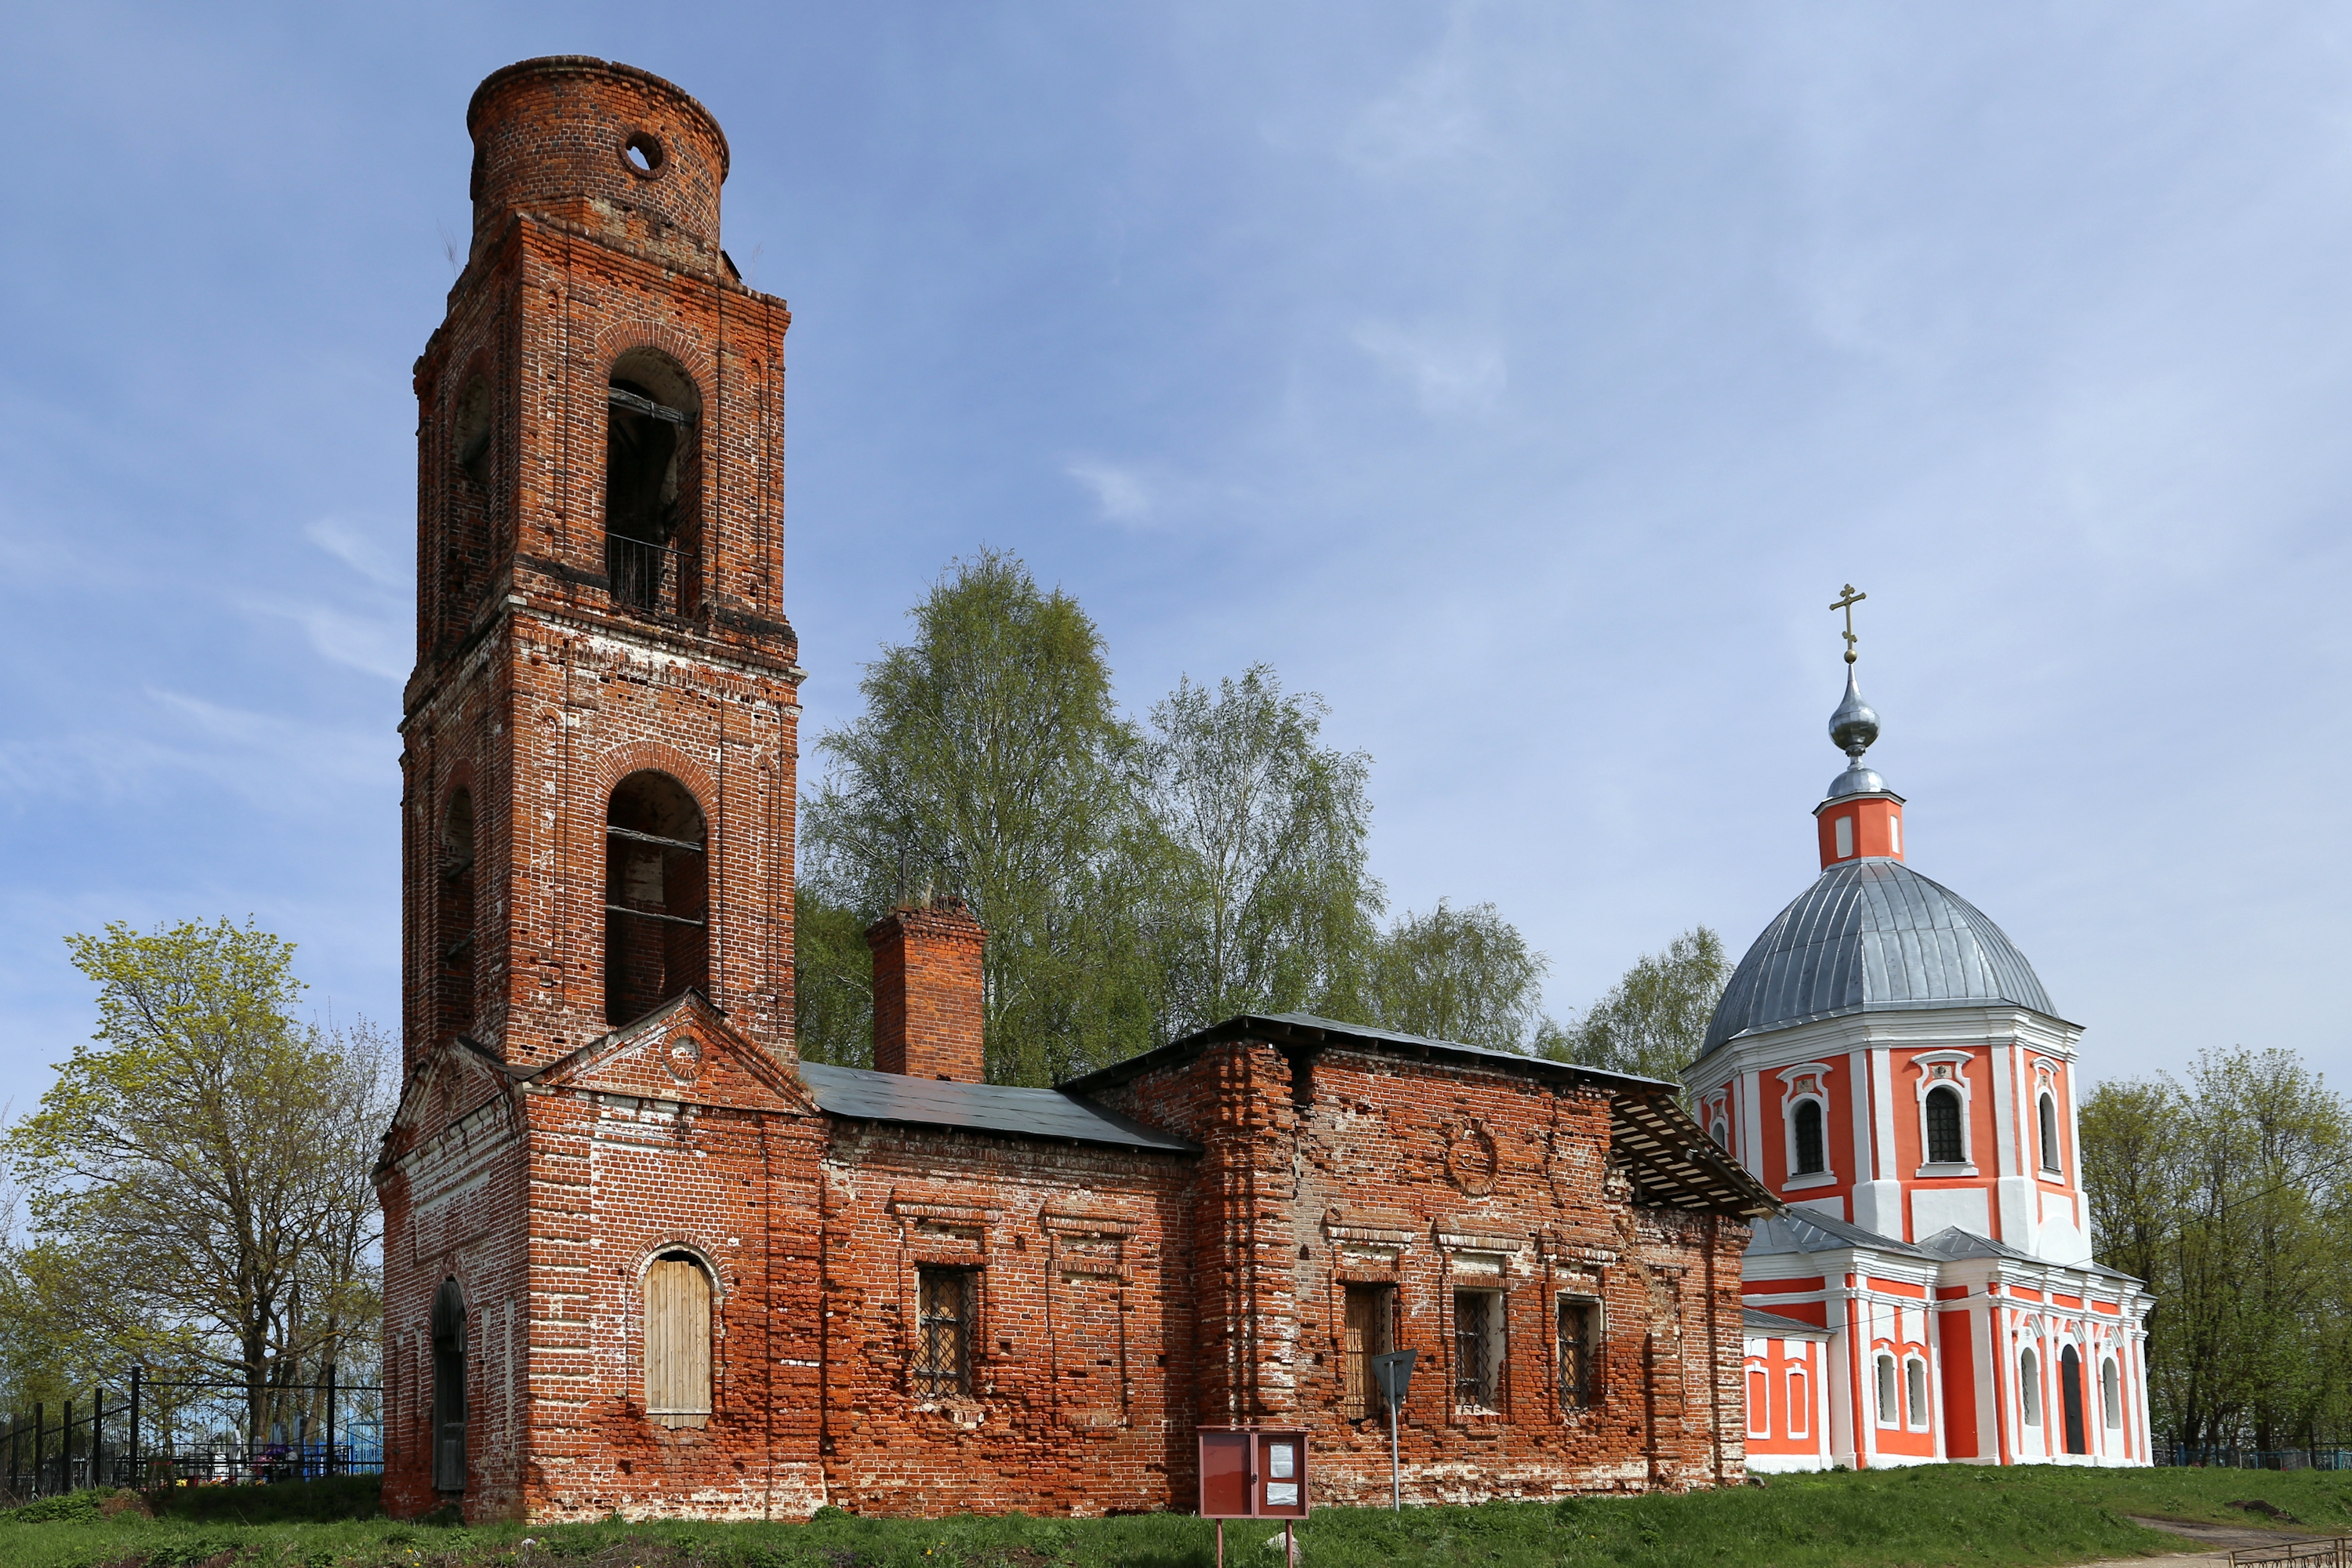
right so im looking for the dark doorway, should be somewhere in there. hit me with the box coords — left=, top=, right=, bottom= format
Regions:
left=604, top=771, right=709, bottom=1025
left=430, top=1279, right=466, bottom=1494
left=2060, top=1345, right=2087, bottom=1455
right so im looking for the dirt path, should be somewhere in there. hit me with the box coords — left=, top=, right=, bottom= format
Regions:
left=2062, top=1514, right=2333, bottom=1566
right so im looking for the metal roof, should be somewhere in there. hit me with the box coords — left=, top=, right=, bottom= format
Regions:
left=1700, top=858, right=2060, bottom=1058
left=1063, top=1011, right=1776, bottom=1218
left=1743, top=1306, right=1832, bottom=1338
left=1915, top=1225, right=2140, bottom=1283
left=1745, top=1206, right=1935, bottom=1260
left=798, top=1063, right=1199, bottom=1154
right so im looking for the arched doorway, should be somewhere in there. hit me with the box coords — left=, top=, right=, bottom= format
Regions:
left=430, top=1279, right=467, bottom=1494
left=2060, top=1344, right=2087, bottom=1455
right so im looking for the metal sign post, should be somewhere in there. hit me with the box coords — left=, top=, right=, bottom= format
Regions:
left=1371, top=1348, right=1417, bottom=1511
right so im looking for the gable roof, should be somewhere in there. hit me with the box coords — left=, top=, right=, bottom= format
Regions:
left=1062, top=1011, right=1775, bottom=1218
left=1915, top=1225, right=2141, bottom=1283
left=800, top=1063, right=1200, bottom=1154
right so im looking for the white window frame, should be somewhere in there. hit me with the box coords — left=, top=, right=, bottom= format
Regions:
left=1875, top=1352, right=1900, bottom=1428
left=1787, top=1363, right=1810, bottom=1439
left=2020, top=1347, right=2042, bottom=1427
left=1746, top=1363, right=1772, bottom=1438
left=1904, top=1355, right=1930, bottom=1431
left=1910, top=1051, right=1978, bottom=1176
left=2101, top=1355, right=2122, bottom=1430
left=2038, top=1091, right=2063, bottom=1175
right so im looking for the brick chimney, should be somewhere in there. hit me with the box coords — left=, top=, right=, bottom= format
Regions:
left=866, top=895, right=987, bottom=1082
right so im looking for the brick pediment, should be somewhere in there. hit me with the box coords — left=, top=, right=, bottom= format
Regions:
left=525, top=989, right=816, bottom=1115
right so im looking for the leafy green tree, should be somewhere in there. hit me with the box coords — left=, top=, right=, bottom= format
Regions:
left=2082, top=1048, right=2352, bottom=1451
left=2, top=920, right=394, bottom=1450
left=1132, top=666, right=1381, bottom=1040
left=800, top=550, right=1148, bottom=1084
left=1354, top=900, right=1553, bottom=1051
left=792, top=887, right=877, bottom=1069
left=1548, top=927, right=1729, bottom=1085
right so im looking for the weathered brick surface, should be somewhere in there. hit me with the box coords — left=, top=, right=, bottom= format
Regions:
left=379, top=57, right=1755, bottom=1526
left=867, top=899, right=987, bottom=1083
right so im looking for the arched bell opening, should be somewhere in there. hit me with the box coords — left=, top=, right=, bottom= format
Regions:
left=603, top=349, right=702, bottom=615
left=438, top=789, right=477, bottom=1040
left=604, top=771, right=709, bottom=1026
left=430, top=1279, right=467, bottom=1494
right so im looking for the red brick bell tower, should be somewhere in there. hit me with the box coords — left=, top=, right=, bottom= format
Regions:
left=401, top=56, right=800, bottom=1073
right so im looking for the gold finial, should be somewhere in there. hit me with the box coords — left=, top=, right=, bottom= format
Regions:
left=1829, top=583, right=1867, bottom=665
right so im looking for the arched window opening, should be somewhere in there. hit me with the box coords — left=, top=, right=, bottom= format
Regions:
left=441, top=376, right=495, bottom=632
left=2060, top=1345, right=2088, bottom=1454
left=604, top=771, right=709, bottom=1026
left=2020, top=1348, right=2042, bottom=1427
left=1905, top=1356, right=1929, bottom=1429
left=2101, top=1357, right=2122, bottom=1430
left=430, top=1279, right=466, bottom=1493
left=1874, top=1354, right=1898, bottom=1427
left=644, top=1252, right=713, bottom=1428
left=1925, top=1085, right=1964, bottom=1165
left=438, top=789, right=476, bottom=1041
left=2039, top=1093, right=2062, bottom=1172
left=1792, top=1099, right=1826, bottom=1176
left=604, top=350, right=701, bottom=615
left=1710, top=1119, right=1730, bottom=1149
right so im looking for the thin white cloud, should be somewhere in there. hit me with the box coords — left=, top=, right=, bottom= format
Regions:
left=306, top=517, right=405, bottom=589
left=1065, top=459, right=1153, bottom=523
left=1353, top=322, right=1508, bottom=416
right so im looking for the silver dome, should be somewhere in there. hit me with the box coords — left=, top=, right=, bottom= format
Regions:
left=1699, top=858, right=2059, bottom=1058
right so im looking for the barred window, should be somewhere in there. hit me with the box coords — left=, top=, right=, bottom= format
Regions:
left=1793, top=1099, right=1827, bottom=1176
left=1454, top=1290, right=1503, bottom=1410
left=914, top=1267, right=975, bottom=1397
left=644, top=1253, right=712, bottom=1428
left=1925, top=1086, right=1963, bottom=1164
left=1905, top=1356, right=1929, bottom=1429
left=1556, top=1298, right=1599, bottom=1408
left=1875, top=1353, right=1899, bottom=1428
left=1340, top=1284, right=1392, bottom=1420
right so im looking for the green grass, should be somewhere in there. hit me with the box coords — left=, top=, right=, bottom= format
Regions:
left=2, top=1463, right=2348, bottom=1568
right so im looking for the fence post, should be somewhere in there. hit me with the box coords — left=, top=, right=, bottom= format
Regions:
left=325, top=1364, right=336, bottom=1479
left=128, top=1367, right=140, bottom=1487
left=62, top=1398, right=73, bottom=1492
left=34, top=1403, right=45, bottom=1497
left=93, top=1385, right=104, bottom=1489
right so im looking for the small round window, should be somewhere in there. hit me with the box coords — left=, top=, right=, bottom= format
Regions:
left=623, top=132, right=666, bottom=176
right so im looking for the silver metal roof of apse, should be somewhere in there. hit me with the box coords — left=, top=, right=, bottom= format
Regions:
left=1700, top=858, right=2061, bottom=1058
left=798, top=1062, right=1200, bottom=1153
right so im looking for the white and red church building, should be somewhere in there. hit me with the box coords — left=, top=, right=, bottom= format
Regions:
left=1690, top=667, right=2154, bottom=1471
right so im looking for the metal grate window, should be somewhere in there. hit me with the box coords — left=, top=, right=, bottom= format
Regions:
left=1556, top=1298, right=1599, bottom=1408
left=913, top=1268, right=975, bottom=1397
left=1454, top=1290, right=1500, bottom=1408
left=1925, top=1086, right=1963, bottom=1163
left=1793, top=1099, right=1826, bottom=1175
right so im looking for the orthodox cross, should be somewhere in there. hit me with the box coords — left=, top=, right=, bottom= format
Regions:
left=1829, top=583, right=1867, bottom=664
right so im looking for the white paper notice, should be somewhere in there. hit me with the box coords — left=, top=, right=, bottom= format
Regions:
left=1269, top=1443, right=1294, bottom=1479
left=1265, top=1482, right=1299, bottom=1507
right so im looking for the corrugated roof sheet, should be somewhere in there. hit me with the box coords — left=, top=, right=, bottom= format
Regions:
left=1701, top=858, right=2059, bottom=1058
left=799, top=1063, right=1199, bottom=1153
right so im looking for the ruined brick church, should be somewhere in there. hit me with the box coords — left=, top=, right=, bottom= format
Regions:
left=376, top=56, right=1771, bottom=1523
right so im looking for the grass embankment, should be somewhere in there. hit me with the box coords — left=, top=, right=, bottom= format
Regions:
left=3, top=1463, right=2349, bottom=1568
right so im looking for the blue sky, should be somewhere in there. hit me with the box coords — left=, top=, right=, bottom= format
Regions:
left=3, top=2, right=2347, bottom=1116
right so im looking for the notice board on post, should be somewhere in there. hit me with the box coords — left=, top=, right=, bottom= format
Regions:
left=1197, top=1428, right=1309, bottom=1519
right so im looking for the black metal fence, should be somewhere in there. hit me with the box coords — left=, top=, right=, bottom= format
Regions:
left=0, top=1367, right=383, bottom=1501
left=2158, top=1445, right=2352, bottom=1470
